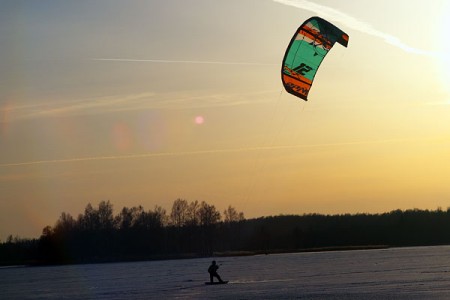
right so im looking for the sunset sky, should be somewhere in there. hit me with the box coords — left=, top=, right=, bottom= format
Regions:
left=1, top=0, right=450, bottom=240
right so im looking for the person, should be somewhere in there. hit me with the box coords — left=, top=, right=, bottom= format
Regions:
left=208, top=260, right=223, bottom=283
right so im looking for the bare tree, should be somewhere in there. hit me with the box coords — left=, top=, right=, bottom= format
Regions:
left=54, top=212, right=76, bottom=234
left=198, top=201, right=221, bottom=227
left=223, top=205, right=245, bottom=223
left=153, top=205, right=168, bottom=227
left=41, top=226, right=53, bottom=238
left=170, top=198, right=189, bottom=227
left=79, top=203, right=98, bottom=230
left=115, top=206, right=145, bottom=229
left=197, top=201, right=221, bottom=255
left=98, top=200, right=115, bottom=230
left=186, top=200, right=200, bottom=226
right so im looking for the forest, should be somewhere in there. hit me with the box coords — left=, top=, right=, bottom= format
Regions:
left=2, top=199, right=450, bottom=266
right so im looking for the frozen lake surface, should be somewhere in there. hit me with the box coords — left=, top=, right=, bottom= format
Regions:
left=3, top=246, right=450, bottom=299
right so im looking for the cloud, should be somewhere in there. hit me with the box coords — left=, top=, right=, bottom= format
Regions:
left=273, top=0, right=432, bottom=55
left=0, top=137, right=426, bottom=168
left=4, top=93, right=155, bottom=121
left=4, top=90, right=279, bottom=122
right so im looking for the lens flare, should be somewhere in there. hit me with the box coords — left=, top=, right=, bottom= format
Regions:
left=195, top=116, right=205, bottom=125
left=112, top=122, right=133, bottom=152
left=0, top=102, right=11, bottom=137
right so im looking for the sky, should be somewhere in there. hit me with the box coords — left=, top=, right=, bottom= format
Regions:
left=1, top=0, right=450, bottom=240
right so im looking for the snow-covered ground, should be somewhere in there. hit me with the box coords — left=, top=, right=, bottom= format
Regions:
left=3, top=246, right=450, bottom=299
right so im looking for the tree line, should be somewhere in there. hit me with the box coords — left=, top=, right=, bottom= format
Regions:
left=0, top=199, right=244, bottom=265
left=2, top=201, right=450, bottom=265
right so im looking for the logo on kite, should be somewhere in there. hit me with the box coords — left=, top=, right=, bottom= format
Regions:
left=281, top=16, right=349, bottom=101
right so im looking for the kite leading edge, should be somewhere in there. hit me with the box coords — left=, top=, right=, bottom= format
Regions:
left=281, top=16, right=349, bottom=101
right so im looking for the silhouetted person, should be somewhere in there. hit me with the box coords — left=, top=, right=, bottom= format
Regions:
left=208, top=260, right=223, bottom=283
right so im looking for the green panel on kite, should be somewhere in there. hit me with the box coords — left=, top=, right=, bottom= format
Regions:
left=281, top=17, right=349, bottom=101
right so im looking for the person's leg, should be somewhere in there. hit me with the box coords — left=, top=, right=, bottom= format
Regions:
left=215, top=274, right=223, bottom=282
left=210, top=273, right=213, bottom=282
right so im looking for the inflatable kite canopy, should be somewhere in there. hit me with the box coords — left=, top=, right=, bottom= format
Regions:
left=281, top=16, right=349, bottom=101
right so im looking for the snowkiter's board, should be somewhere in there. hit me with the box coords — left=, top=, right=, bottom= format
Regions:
left=205, top=281, right=228, bottom=285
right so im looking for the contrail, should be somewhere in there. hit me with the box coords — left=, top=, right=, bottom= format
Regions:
left=273, top=0, right=432, bottom=55
left=0, top=137, right=424, bottom=168
left=4, top=90, right=280, bottom=122
left=92, top=58, right=277, bottom=66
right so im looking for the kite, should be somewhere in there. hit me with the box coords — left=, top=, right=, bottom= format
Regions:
left=281, top=16, right=349, bottom=101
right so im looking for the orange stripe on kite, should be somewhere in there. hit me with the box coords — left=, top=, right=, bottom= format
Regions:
left=299, top=28, right=332, bottom=49
left=282, top=74, right=311, bottom=100
left=283, top=66, right=313, bottom=84
left=283, top=73, right=311, bottom=87
left=299, top=29, right=319, bottom=43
